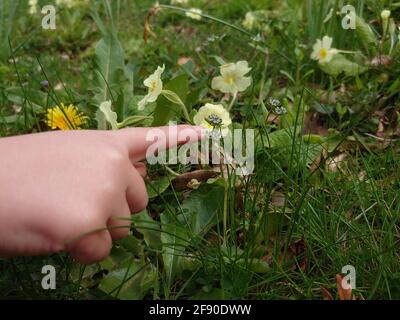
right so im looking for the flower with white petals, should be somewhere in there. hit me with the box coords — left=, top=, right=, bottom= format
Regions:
left=311, top=36, right=338, bottom=64
left=193, top=103, right=232, bottom=136
left=186, top=8, right=202, bottom=20
left=211, top=61, right=252, bottom=95
left=381, top=10, right=391, bottom=20
left=28, top=0, right=38, bottom=14
left=242, top=12, right=255, bottom=30
left=138, top=65, right=165, bottom=111
left=99, top=101, right=118, bottom=130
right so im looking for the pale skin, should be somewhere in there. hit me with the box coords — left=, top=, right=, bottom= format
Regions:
left=0, top=126, right=203, bottom=264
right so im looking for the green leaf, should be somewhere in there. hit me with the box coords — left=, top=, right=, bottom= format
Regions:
left=303, top=134, right=325, bottom=144
left=355, top=15, right=378, bottom=53
left=190, top=288, right=227, bottom=300
left=181, top=185, right=225, bottom=235
left=152, top=74, right=189, bottom=126
left=236, top=258, right=270, bottom=274
left=161, top=90, right=185, bottom=107
left=161, top=211, right=189, bottom=285
left=319, top=54, right=367, bottom=77
left=131, top=210, right=161, bottom=250
left=147, top=176, right=172, bottom=199
left=177, top=256, right=201, bottom=273
left=116, top=236, right=142, bottom=255
left=264, top=126, right=301, bottom=148
left=99, top=259, right=157, bottom=300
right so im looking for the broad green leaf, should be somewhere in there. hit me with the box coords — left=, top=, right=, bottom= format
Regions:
left=236, top=258, right=270, bottom=274
left=319, top=54, right=367, bottom=77
left=152, top=74, right=189, bottom=126
left=116, top=236, right=142, bottom=255
left=303, top=134, right=325, bottom=144
left=177, top=256, right=201, bottom=273
left=161, top=211, right=189, bottom=285
left=93, top=35, right=125, bottom=102
left=0, top=115, right=19, bottom=124
left=99, top=259, right=157, bottom=300
left=131, top=210, right=161, bottom=250
left=147, top=176, right=172, bottom=199
left=355, top=15, right=377, bottom=53
left=263, top=126, right=301, bottom=148
left=181, top=185, right=225, bottom=235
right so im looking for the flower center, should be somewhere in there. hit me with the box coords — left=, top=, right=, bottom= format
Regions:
left=150, top=80, right=157, bottom=93
left=319, top=48, right=328, bottom=59
left=206, top=114, right=223, bottom=127
left=224, top=74, right=236, bottom=85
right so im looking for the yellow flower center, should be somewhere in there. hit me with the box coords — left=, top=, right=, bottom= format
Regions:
left=150, top=80, right=158, bottom=93
left=319, top=48, right=328, bottom=59
left=224, top=74, right=236, bottom=85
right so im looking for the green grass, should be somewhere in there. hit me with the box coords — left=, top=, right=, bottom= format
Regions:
left=1, top=0, right=400, bottom=300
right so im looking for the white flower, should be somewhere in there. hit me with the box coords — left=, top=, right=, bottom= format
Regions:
left=211, top=61, right=252, bottom=95
left=186, top=8, right=202, bottom=20
left=269, top=98, right=281, bottom=107
left=274, top=106, right=287, bottom=115
left=99, top=101, right=118, bottom=130
left=171, top=0, right=188, bottom=5
left=138, top=65, right=165, bottom=111
left=381, top=10, right=391, bottom=20
left=242, top=12, right=255, bottom=30
left=28, top=0, right=38, bottom=14
left=311, top=36, right=338, bottom=64
left=193, top=103, right=232, bottom=136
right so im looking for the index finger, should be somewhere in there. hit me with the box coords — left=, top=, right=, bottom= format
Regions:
left=115, top=125, right=205, bottom=162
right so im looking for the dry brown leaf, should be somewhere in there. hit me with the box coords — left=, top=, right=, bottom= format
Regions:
left=336, top=274, right=352, bottom=300
left=143, top=3, right=161, bottom=44
left=177, top=56, right=192, bottom=66
left=368, top=55, right=393, bottom=68
left=326, top=153, right=347, bottom=173
left=275, top=239, right=307, bottom=271
left=172, top=170, right=219, bottom=191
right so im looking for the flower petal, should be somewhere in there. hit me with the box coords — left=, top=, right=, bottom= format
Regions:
left=138, top=95, right=149, bottom=111
left=211, top=76, right=232, bottom=94
left=322, top=36, right=332, bottom=49
left=235, top=76, right=252, bottom=92
left=235, top=61, right=251, bottom=76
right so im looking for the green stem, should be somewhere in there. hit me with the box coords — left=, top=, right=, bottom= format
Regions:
left=227, top=92, right=238, bottom=112
left=117, top=115, right=153, bottom=129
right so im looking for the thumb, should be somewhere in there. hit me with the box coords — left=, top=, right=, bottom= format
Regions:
left=114, top=125, right=205, bottom=162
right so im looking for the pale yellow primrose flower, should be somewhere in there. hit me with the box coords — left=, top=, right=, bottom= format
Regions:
left=193, top=103, right=232, bottom=136
left=29, top=0, right=38, bottom=14
left=186, top=8, right=202, bottom=20
left=242, top=12, right=255, bottom=30
left=211, top=61, right=252, bottom=95
left=99, top=101, right=118, bottom=130
left=138, top=65, right=165, bottom=111
left=311, top=36, right=338, bottom=64
left=381, top=10, right=391, bottom=20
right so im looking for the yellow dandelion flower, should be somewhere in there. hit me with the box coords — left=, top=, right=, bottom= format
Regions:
left=46, top=103, right=88, bottom=130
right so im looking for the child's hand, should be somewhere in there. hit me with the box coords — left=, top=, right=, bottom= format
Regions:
left=0, top=126, right=203, bottom=264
